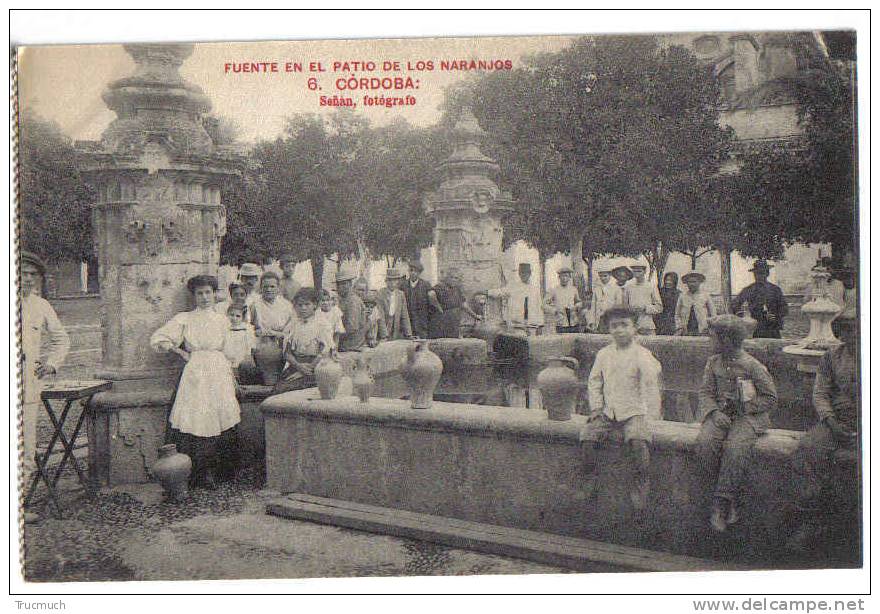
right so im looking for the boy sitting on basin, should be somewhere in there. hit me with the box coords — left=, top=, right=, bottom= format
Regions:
left=273, top=287, right=334, bottom=394
left=696, top=314, right=777, bottom=533
left=580, top=305, right=662, bottom=511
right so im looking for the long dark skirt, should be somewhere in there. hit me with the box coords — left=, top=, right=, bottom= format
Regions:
left=167, top=426, right=240, bottom=486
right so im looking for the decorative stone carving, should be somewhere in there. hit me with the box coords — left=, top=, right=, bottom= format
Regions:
left=424, top=107, right=514, bottom=325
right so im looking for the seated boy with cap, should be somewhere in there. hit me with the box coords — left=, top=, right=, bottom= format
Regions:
left=696, top=314, right=777, bottom=533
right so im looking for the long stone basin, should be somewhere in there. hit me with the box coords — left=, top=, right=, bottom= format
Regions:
left=261, top=333, right=860, bottom=567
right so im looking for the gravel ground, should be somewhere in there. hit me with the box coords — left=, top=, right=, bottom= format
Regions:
left=22, top=467, right=570, bottom=583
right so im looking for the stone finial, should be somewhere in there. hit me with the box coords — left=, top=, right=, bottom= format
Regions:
left=100, top=43, right=213, bottom=156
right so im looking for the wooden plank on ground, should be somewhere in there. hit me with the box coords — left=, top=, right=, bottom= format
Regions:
left=267, top=493, right=739, bottom=573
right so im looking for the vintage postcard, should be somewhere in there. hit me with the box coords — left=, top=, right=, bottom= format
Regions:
left=13, top=24, right=864, bottom=593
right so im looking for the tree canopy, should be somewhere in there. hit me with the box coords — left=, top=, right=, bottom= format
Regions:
left=220, top=111, right=441, bottom=287
left=465, top=35, right=734, bottom=280
left=18, top=110, right=95, bottom=263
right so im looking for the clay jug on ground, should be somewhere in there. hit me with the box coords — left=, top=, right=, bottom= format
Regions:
left=536, top=356, right=580, bottom=421
left=401, top=340, right=444, bottom=409
left=152, top=444, right=192, bottom=502
left=253, top=336, right=284, bottom=386
left=352, top=354, right=374, bottom=403
left=315, top=349, right=344, bottom=400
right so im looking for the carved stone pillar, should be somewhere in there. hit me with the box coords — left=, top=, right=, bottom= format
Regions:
left=424, top=108, right=514, bottom=323
left=79, top=44, right=239, bottom=484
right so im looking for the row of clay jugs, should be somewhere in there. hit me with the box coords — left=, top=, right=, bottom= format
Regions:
left=352, top=354, right=374, bottom=403
left=401, top=339, right=443, bottom=409
left=315, top=348, right=344, bottom=400
left=536, top=356, right=579, bottom=421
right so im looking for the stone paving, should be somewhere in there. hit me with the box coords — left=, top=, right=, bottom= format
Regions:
left=22, top=468, right=570, bottom=582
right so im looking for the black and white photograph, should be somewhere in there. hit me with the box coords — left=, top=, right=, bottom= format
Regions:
left=9, top=9, right=869, bottom=601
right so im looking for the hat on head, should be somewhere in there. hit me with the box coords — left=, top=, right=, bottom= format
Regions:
left=610, top=266, right=633, bottom=282
left=749, top=259, right=772, bottom=274
left=708, top=314, right=755, bottom=341
left=518, top=263, right=532, bottom=272
left=386, top=266, right=405, bottom=280
left=629, top=258, right=647, bottom=270
left=597, top=264, right=613, bottom=274
left=239, top=262, right=262, bottom=277
left=682, top=271, right=706, bottom=284
left=557, top=266, right=574, bottom=275
left=20, top=250, right=46, bottom=276
left=335, top=264, right=358, bottom=283
left=278, top=253, right=297, bottom=264
left=408, top=260, right=424, bottom=273
left=363, top=290, right=379, bottom=306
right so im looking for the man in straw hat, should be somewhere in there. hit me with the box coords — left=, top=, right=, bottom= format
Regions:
left=730, top=259, right=788, bottom=339
left=20, top=251, right=70, bottom=523
left=588, top=263, right=622, bottom=333
left=377, top=266, right=413, bottom=340
left=545, top=265, right=582, bottom=333
left=238, top=262, right=263, bottom=307
left=402, top=260, right=432, bottom=339
left=675, top=271, right=717, bottom=336
left=623, top=258, right=662, bottom=335
left=335, top=263, right=368, bottom=351
left=696, top=314, right=777, bottom=533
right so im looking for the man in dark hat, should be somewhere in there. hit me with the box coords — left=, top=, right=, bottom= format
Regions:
left=730, top=260, right=789, bottom=339
left=20, top=251, right=70, bottom=523
left=696, top=314, right=777, bottom=533
left=402, top=260, right=432, bottom=338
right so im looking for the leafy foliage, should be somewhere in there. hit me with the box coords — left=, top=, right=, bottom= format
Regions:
left=219, top=111, right=440, bottom=286
left=18, top=111, right=96, bottom=262
left=464, top=36, right=734, bottom=279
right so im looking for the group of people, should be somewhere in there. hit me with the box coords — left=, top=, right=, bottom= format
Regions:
left=542, top=258, right=793, bottom=339
left=578, top=302, right=858, bottom=541
left=20, top=249, right=858, bottom=543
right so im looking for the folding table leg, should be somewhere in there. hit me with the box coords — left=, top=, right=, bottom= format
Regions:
left=50, top=400, right=92, bottom=495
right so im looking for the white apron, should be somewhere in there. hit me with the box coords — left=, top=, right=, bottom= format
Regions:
left=150, top=309, right=240, bottom=437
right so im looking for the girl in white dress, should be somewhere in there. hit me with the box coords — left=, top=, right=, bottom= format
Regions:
left=150, top=275, right=241, bottom=488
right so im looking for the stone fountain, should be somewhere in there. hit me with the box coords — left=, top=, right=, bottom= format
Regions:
left=424, top=107, right=515, bottom=332
left=79, top=43, right=241, bottom=484
left=783, top=265, right=843, bottom=373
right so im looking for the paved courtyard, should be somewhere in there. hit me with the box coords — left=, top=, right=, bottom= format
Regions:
left=22, top=468, right=569, bottom=582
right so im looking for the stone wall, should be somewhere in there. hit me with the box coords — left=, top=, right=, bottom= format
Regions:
left=262, top=393, right=859, bottom=567
left=493, top=333, right=818, bottom=431
left=87, top=337, right=488, bottom=485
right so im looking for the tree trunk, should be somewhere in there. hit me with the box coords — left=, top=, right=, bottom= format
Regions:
left=719, top=245, right=732, bottom=313
left=310, top=250, right=325, bottom=294
left=571, top=233, right=589, bottom=301
left=356, top=237, right=372, bottom=283
left=690, top=252, right=698, bottom=270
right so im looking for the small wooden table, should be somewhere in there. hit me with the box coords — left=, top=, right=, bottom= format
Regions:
left=24, top=380, right=111, bottom=519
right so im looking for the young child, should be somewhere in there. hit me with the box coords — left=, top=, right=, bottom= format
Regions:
left=363, top=290, right=389, bottom=348
left=696, top=314, right=777, bottom=532
left=316, top=288, right=346, bottom=350
left=580, top=305, right=662, bottom=510
left=223, top=305, right=257, bottom=381
left=273, top=287, right=334, bottom=394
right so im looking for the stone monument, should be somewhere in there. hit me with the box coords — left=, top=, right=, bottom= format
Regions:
left=424, top=107, right=514, bottom=324
left=79, top=44, right=240, bottom=483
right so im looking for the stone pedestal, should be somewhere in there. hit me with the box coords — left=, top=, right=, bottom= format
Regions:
left=79, top=44, right=240, bottom=484
left=424, top=108, right=514, bottom=324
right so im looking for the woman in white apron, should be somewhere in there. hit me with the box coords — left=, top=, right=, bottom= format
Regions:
left=150, top=275, right=241, bottom=489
